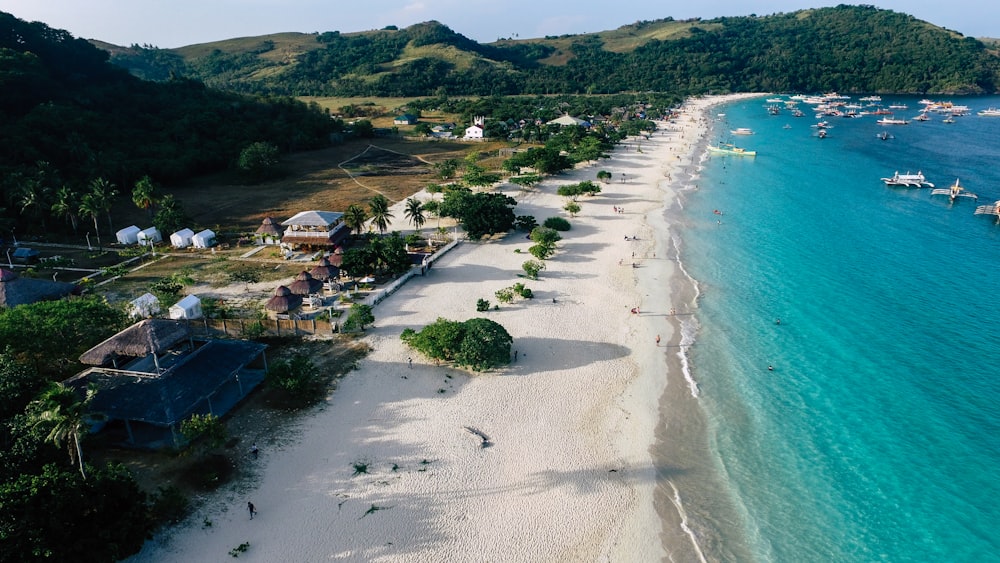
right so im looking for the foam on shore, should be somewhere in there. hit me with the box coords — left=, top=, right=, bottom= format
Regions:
left=128, top=94, right=759, bottom=563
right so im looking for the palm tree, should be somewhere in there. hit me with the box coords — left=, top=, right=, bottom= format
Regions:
left=404, top=197, right=425, bottom=231
left=132, top=175, right=158, bottom=219
left=368, top=194, right=394, bottom=235
left=29, top=382, right=98, bottom=479
left=78, top=192, right=103, bottom=250
left=87, top=177, right=119, bottom=236
left=18, top=179, right=53, bottom=231
left=51, top=186, right=81, bottom=235
left=343, top=204, right=368, bottom=236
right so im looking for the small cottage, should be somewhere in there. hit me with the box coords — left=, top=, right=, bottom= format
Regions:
left=170, top=228, right=195, bottom=248
left=168, top=294, right=202, bottom=320
left=255, top=217, right=283, bottom=245
left=265, top=285, right=301, bottom=318
left=128, top=292, right=160, bottom=318
left=137, top=227, right=162, bottom=245
left=393, top=114, right=418, bottom=125
left=116, top=225, right=141, bottom=245
left=192, top=229, right=216, bottom=248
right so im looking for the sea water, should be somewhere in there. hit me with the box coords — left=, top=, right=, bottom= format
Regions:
left=676, top=96, right=1000, bottom=562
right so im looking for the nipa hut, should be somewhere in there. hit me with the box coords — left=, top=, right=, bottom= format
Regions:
left=265, top=285, right=302, bottom=317
left=288, top=270, right=323, bottom=296
left=310, top=256, right=340, bottom=282
left=255, top=216, right=283, bottom=245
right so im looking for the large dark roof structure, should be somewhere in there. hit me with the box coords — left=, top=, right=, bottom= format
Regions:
left=0, top=268, right=78, bottom=308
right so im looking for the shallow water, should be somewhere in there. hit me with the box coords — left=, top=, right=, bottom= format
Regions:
left=670, top=96, right=1000, bottom=562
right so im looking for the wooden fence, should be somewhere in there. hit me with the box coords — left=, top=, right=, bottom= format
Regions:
left=182, top=317, right=337, bottom=339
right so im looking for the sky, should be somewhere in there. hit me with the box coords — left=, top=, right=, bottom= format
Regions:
left=0, top=1, right=994, bottom=49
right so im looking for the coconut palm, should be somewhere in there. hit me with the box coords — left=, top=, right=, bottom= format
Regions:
left=132, top=175, right=158, bottom=219
left=78, top=191, right=104, bottom=250
left=404, top=197, right=425, bottom=231
left=368, top=194, right=394, bottom=234
left=18, top=179, right=53, bottom=231
left=87, top=177, right=119, bottom=237
left=51, top=186, right=81, bottom=235
left=29, top=382, right=98, bottom=479
left=343, top=204, right=368, bottom=236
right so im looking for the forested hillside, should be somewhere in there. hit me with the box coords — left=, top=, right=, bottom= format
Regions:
left=0, top=12, right=337, bottom=202
left=105, top=6, right=1000, bottom=97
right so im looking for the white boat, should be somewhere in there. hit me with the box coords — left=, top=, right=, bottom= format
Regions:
left=888, top=104, right=908, bottom=110
left=876, top=131, right=894, bottom=141
left=931, top=179, right=977, bottom=202
left=766, top=98, right=784, bottom=103
left=730, top=128, right=754, bottom=135
left=943, top=117, right=955, bottom=124
left=974, top=200, right=1000, bottom=221
left=914, top=114, right=930, bottom=122
left=881, top=171, right=934, bottom=188
left=978, top=108, right=1000, bottom=117
left=818, top=129, right=828, bottom=139
left=877, top=117, right=909, bottom=125
left=860, top=95, right=882, bottom=102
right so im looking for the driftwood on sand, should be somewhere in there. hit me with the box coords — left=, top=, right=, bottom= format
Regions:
left=463, top=426, right=492, bottom=448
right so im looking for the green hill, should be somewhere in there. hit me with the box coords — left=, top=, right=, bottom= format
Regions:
left=102, top=7, right=1000, bottom=96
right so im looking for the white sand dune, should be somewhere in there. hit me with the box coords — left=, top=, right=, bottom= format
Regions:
left=129, top=94, right=755, bottom=562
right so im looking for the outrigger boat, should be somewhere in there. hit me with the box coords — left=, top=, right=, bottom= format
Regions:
left=931, top=179, right=977, bottom=202
left=881, top=171, right=934, bottom=188
left=974, top=200, right=1000, bottom=222
left=730, top=128, right=754, bottom=135
left=708, top=143, right=757, bottom=157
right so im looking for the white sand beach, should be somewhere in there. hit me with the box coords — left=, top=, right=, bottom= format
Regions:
left=130, top=94, right=756, bottom=562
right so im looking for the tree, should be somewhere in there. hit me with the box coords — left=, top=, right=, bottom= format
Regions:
left=87, top=177, right=118, bottom=239
left=597, top=170, right=613, bottom=183
left=368, top=194, right=394, bottom=234
left=0, top=463, right=152, bottom=563
left=440, top=189, right=517, bottom=240
left=402, top=317, right=512, bottom=372
left=404, top=197, right=425, bottom=230
left=343, top=204, right=369, bottom=236
left=413, top=122, right=433, bottom=137
left=455, top=318, right=513, bottom=371
left=132, top=175, right=158, bottom=219
left=564, top=201, right=581, bottom=217
left=0, top=351, right=46, bottom=425
left=530, top=226, right=562, bottom=246
left=152, top=194, right=189, bottom=235
left=28, top=383, right=96, bottom=479
left=343, top=303, right=375, bottom=331
left=238, top=141, right=280, bottom=180
left=77, top=192, right=104, bottom=250
left=434, top=159, right=460, bottom=180
left=50, top=186, right=80, bottom=235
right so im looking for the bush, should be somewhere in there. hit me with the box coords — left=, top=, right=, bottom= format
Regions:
left=515, top=215, right=538, bottom=231
left=528, top=244, right=554, bottom=260
left=150, top=486, right=190, bottom=527
left=522, top=260, right=544, bottom=280
left=543, top=217, right=571, bottom=231
left=266, top=355, right=321, bottom=401
left=476, top=298, right=491, bottom=312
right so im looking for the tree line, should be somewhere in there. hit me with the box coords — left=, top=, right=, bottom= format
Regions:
left=105, top=6, right=1000, bottom=97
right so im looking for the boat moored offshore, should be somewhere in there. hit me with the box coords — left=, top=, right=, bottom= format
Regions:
left=881, top=171, right=934, bottom=188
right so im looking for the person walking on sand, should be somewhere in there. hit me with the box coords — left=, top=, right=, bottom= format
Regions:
left=656, top=335, right=661, bottom=346
left=248, top=501, right=256, bottom=520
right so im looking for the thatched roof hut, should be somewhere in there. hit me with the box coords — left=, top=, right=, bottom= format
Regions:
left=79, top=319, right=192, bottom=367
left=289, top=271, right=323, bottom=296
left=0, top=268, right=78, bottom=308
left=255, top=216, right=283, bottom=237
left=310, top=257, right=340, bottom=281
left=265, top=285, right=302, bottom=312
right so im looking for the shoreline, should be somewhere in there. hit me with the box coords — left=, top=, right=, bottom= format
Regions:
left=128, top=94, right=759, bottom=563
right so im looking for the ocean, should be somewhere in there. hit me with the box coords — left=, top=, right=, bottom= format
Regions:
left=669, top=95, right=1000, bottom=562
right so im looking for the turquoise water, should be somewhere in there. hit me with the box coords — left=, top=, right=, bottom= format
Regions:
left=679, top=96, right=1000, bottom=562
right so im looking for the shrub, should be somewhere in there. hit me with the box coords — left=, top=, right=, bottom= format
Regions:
left=528, top=244, right=554, bottom=260
left=522, top=260, right=544, bottom=280
left=515, top=215, right=538, bottom=231
left=563, top=202, right=581, bottom=217
left=266, top=354, right=321, bottom=401
left=495, top=288, right=515, bottom=304
left=542, top=217, right=571, bottom=231
left=476, top=298, right=491, bottom=312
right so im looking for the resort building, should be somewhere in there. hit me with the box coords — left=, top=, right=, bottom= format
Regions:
left=280, top=210, right=350, bottom=250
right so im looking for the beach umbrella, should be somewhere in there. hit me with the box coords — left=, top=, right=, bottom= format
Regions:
left=310, top=257, right=340, bottom=281
left=288, top=271, right=323, bottom=296
left=265, top=285, right=302, bottom=312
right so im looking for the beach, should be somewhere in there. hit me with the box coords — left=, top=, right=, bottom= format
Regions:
left=130, top=94, right=757, bottom=563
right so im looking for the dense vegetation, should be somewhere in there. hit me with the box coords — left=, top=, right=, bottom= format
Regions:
left=105, top=7, right=1000, bottom=97
left=0, top=11, right=339, bottom=238
left=401, top=317, right=513, bottom=371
